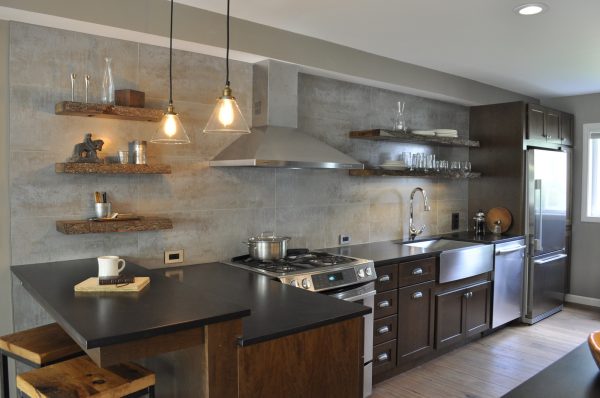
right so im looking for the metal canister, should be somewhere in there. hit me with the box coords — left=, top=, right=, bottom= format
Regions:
left=129, top=140, right=147, bottom=164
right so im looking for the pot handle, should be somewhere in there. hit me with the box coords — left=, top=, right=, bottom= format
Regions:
left=260, top=231, right=275, bottom=238
left=242, top=241, right=250, bottom=246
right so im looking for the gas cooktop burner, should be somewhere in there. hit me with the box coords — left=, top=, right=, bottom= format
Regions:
left=231, top=251, right=356, bottom=274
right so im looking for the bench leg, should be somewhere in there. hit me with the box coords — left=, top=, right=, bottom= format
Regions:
left=148, top=386, right=155, bottom=398
left=1, top=354, right=9, bottom=398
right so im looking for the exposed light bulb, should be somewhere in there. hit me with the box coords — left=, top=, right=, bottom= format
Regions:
left=218, top=99, right=235, bottom=127
left=163, top=114, right=178, bottom=137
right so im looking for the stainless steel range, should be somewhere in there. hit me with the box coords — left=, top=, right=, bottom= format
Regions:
left=227, top=249, right=377, bottom=397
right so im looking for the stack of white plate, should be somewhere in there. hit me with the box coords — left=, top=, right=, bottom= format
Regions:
left=379, top=160, right=408, bottom=170
left=435, top=129, right=458, bottom=138
left=412, top=130, right=436, bottom=136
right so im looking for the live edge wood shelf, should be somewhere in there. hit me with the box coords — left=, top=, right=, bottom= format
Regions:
left=55, top=101, right=163, bottom=122
left=349, top=168, right=481, bottom=179
left=56, top=217, right=173, bottom=235
left=55, top=163, right=171, bottom=174
left=349, top=129, right=480, bottom=147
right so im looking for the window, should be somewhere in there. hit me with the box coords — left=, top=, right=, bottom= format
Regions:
left=582, top=123, right=600, bottom=221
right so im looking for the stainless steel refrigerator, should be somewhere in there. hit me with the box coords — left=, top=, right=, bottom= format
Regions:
left=522, top=149, right=568, bottom=323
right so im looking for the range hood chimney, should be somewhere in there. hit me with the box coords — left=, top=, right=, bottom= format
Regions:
left=209, top=60, right=364, bottom=170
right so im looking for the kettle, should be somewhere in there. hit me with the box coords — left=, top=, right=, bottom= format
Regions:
left=473, top=210, right=486, bottom=236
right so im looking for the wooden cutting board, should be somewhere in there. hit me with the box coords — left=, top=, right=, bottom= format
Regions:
left=74, top=277, right=150, bottom=292
left=486, top=207, right=513, bottom=233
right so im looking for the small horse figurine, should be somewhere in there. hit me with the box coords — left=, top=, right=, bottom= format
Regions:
left=69, top=133, right=104, bottom=163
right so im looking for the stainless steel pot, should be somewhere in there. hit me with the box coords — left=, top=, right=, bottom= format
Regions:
left=245, top=232, right=291, bottom=261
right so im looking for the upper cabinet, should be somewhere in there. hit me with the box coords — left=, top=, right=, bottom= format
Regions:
left=526, top=103, right=573, bottom=147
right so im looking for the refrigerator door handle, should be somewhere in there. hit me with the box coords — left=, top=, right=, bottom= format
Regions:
left=533, top=253, right=568, bottom=265
left=534, top=179, right=543, bottom=251
left=495, top=244, right=527, bottom=255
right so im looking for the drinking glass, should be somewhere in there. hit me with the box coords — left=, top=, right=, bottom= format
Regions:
left=402, top=152, right=412, bottom=169
left=461, top=161, right=472, bottom=177
left=450, top=161, right=460, bottom=176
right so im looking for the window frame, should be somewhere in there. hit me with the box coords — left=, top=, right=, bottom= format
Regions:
left=581, top=123, right=600, bottom=222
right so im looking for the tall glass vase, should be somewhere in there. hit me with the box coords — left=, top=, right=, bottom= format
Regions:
left=393, top=101, right=406, bottom=132
left=101, top=57, right=114, bottom=104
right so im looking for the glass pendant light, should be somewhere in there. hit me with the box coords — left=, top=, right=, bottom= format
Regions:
left=203, top=0, right=251, bottom=134
left=151, top=0, right=190, bottom=144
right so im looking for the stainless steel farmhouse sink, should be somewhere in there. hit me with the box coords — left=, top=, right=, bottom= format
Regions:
left=403, top=239, right=494, bottom=283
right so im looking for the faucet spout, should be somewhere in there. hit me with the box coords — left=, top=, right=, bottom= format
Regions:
left=409, top=187, right=430, bottom=240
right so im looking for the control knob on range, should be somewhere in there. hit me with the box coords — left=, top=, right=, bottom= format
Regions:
left=365, top=267, right=373, bottom=276
left=301, top=278, right=312, bottom=289
left=358, top=269, right=365, bottom=278
left=289, top=280, right=298, bottom=287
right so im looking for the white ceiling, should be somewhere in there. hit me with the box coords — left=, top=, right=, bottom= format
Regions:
left=177, top=0, right=600, bottom=99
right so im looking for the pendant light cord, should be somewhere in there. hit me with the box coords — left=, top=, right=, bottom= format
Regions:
left=225, top=0, right=230, bottom=87
left=169, top=0, right=174, bottom=105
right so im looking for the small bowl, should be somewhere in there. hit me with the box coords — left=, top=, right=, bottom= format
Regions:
left=587, top=331, right=600, bottom=368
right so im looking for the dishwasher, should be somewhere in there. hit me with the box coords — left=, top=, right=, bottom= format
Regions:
left=492, top=239, right=526, bottom=328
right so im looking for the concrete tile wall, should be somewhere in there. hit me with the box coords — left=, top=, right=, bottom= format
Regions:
left=9, top=23, right=470, bottom=333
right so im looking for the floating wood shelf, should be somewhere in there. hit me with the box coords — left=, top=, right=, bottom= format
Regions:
left=349, top=168, right=481, bottom=179
left=55, top=101, right=163, bottom=122
left=349, top=129, right=480, bottom=148
left=55, top=163, right=171, bottom=174
left=56, top=217, right=173, bottom=235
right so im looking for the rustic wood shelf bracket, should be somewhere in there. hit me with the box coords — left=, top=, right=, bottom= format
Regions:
left=55, top=163, right=171, bottom=175
left=349, top=129, right=480, bottom=148
left=55, top=101, right=163, bottom=122
left=56, top=217, right=173, bottom=235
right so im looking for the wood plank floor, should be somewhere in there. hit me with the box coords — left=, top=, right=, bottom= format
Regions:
left=372, top=304, right=600, bottom=398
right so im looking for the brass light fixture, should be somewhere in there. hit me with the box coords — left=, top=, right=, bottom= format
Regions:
left=151, top=0, right=190, bottom=144
left=203, top=0, right=251, bottom=134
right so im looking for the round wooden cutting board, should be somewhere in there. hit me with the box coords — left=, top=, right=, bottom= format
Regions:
left=486, top=207, right=512, bottom=233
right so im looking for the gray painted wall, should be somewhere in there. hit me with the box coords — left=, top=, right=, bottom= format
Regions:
left=543, top=94, right=600, bottom=299
left=0, top=0, right=536, bottom=106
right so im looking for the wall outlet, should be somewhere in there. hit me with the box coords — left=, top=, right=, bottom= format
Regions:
left=339, top=234, right=351, bottom=245
left=164, top=249, right=184, bottom=264
left=451, top=213, right=460, bottom=230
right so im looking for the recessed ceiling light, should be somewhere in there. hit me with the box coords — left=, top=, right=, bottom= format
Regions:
left=514, top=3, right=549, bottom=16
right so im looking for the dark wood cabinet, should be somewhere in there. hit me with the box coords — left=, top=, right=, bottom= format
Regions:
left=434, top=281, right=491, bottom=350
left=526, top=103, right=571, bottom=146
left=374, top=289, right=397, bottom=319
left=397, top=281, right=434, bottom=363
left=527, top=103, right=546, bottom=141
left=373, top=339, right=396, bottom=375
left=560, top=112, right=574, bottom=146
left=374, top=315, right=397, bottom=346
left=375, top=264, right=398, bottom=292
left=397, top=258, right=436, bottom=287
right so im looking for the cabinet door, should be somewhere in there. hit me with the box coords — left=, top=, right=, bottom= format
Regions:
left=397, top=281, right=434, bottom=363
left=375, top=264, right=398, bottom=292
left=527, top=103, right=546, bottom=140
left=545, top=109, right=560, bottom=143
left=560, top=112, right=574, bottom=147
left=374, top=290, right=397, bottom=319
left=465, top=281, right=491, bottom=337
left=435, top=288, right=465, bottom=349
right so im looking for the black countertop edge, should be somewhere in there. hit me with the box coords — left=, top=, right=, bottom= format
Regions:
left=238, top=309, right=371, bottom=346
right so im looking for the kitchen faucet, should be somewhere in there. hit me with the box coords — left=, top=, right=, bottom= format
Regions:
left=409, top=187, right=431, bottom=240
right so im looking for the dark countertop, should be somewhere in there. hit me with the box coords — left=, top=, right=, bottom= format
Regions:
left=12, top=259, right=369, bottom=349
left=163, top=263, right=371, bottom=346
left=321, top=232, right=524, bottom=266
left=11, top=259, right=250, bottom=349
left=503, top=343, right=600, bottom=397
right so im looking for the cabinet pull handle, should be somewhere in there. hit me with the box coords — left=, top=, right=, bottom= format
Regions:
left=412, top=267, right=424, bottom=275
left=378, top=275, right=391, bottom=283
left=377, top=300, right=391, bottom=309
left=377, top=325, right=390, bottom=335
left=377, top=353, right=389, bottom=362
left=412, top=291, right=423, bottom=299
left=464, top=291, right=473, bottom=299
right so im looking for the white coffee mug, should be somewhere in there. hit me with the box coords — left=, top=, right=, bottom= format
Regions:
left=97, top=256, right=126, bottom=277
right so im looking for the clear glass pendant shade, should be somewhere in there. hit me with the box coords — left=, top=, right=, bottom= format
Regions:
left=203, top=87, right=251, bottom=134
left=151, top=105, right=191, bottom=144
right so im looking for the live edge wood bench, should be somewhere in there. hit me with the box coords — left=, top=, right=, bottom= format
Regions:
left=0, top=323, right=84, bottom=398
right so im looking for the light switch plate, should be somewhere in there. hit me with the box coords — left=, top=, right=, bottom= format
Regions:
left=164, top=249, right=184, bottom=264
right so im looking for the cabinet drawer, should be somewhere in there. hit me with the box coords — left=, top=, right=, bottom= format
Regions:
left=375, top=264, right=398, bottom=292
left=374, top=290, right=397, bottom=319
left=398, top=257, right=436, bottom=287
left=373, top=315, right=397, bottom=345
left=373, top=340, right=397, bottom=375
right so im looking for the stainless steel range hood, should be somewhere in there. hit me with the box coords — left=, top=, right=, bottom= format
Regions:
left=209, top=60, right=364, bottom=170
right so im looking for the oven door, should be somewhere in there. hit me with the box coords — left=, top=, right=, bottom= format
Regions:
left=328, top=281, right=375, bottom=397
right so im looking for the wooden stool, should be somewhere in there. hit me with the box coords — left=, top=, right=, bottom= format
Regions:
left=0, top=323, right=84, bottom=398
left=16, top=356, right=155, bottom=398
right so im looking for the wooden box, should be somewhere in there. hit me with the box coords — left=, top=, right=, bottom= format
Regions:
left=115, top=89, right=145, bottom=108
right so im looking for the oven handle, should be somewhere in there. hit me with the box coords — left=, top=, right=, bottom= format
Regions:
left=328, top=281, right=377, bottom=302
left=341, top=289, right=377, bottom=302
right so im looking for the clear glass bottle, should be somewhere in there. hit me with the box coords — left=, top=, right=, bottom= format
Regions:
left=101, top=57, right=114, bottom=104
left=393, top=101, right=406, bottom=132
